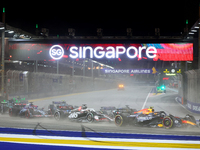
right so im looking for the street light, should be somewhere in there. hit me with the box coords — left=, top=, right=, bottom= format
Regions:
left=191, top=30, right=197, bottom=32
left=8, top=30, right=14, bottom=33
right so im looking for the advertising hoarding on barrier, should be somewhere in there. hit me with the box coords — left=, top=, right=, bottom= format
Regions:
left=104, top=67, right=157, bottom=74
left=186, top=100, right=200, bottom=114
left=176, top=97, right=200, bottom=114
left=9, top=43, right=193, bottom=61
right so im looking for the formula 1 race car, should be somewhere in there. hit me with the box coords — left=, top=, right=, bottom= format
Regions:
left=68, top=104, right=114, bottom=123
left=48, top=101, right=75, bottom=120
left=1, top=97, right=27, bottom=114
left=114, top=107, right=198, bottom=129
left=156, top=84, right=166, bottom=93
left=9, top=103, right=27, bottom=117
left=9, top=102, right=53, bottom=118
left=162, top=114, right=198, bottom=129
left=113, top=105, right=137, bottom=116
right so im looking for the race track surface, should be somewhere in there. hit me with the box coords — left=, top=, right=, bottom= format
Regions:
left=1, top=86, right=200, bottom=136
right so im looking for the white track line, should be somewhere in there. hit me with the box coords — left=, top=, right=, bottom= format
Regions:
left=142, top=92, right=151, bottom=109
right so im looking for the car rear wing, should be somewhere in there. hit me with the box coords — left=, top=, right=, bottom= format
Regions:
left=52, top=101, right=67, bottom=104
left=100, top=106, right=116, bottom=110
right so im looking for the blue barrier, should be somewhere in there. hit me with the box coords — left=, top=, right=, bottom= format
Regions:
left=186, top=99, right=200, bottom=114
left=0, top=127, right=200, bottom=141
left=0, top=142, right=116, bottom=150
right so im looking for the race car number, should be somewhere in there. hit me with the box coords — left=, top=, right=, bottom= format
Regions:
left=68, top=113, right=78, bottom=118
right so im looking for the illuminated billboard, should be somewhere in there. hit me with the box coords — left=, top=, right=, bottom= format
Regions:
left=9, top=43, right=193, bottom=61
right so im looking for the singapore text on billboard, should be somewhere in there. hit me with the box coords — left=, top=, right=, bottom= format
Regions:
left=9, top=43, right=193, bottom=61
left=68, top=46, right=156, bottom=59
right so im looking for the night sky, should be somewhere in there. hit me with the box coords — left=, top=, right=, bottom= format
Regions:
left=1, top=1, right=199, bottom=36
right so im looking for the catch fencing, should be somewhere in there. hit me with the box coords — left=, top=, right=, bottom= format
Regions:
left=6, top=70, right=116, bottom=99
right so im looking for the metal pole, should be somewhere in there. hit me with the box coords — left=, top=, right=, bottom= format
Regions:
left=35, top=60, right=38, bottom=72
left=175, top=61, right=177, bottom=68
left=72, top=60, right=74, bottom=77
left=83, top=59, right=85, bottom=76
left=91, top=60, right=94, bottom=88
left=198, top=3, right=200, bottom=69
left=91, top=60, right=93, bottom=78
left=57, top=60, right=59, bottom=74
left=1, top=30, right=5, bottom=96
left=162, top=61, right=164, bottom=68
left=1, top=8, right=5, bottom=96
left=185, top=61, right=188, bottom=71
left=98, top=64, right=100, bottom=77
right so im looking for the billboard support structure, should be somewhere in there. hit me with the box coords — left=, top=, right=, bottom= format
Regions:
left=199, top=21, right=200, bottom=69
left=1, top=8, right=5, bottom=97
left=91, top=60, right=93, bottom=79
left=35, top=60, right=38, bottom=72
left=83, top=60, right=85, bottom=77
left=57, top=61, right=59, bottom=74
left=72, top=60, right=74, bottom=77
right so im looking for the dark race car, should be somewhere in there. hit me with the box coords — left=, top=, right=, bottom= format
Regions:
left=115, top=107, right=198, bottom=129
left=162, top=114, right=198, bottom=129
left=68, top=104, right=114, bottom=123
left=156, top=84, right=166, bottom=93
left=48, top=101, right=74, bottom=120
left=9, top=103, right=27, bottom=117
left=1, top=98, right=27, bottom=115
left=10, top=102, right=53, bottom=118
left=112, top=105, right=137, bottom=116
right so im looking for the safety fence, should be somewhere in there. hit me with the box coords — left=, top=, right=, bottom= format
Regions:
left=5, top=70, right=117, bottom=99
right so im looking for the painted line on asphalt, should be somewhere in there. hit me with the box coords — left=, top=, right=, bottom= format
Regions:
left=141, top=92, right=151, bottom=109
left=29, top=88, right=115, bottom=102
left=1, top=135, right=200, bottom=149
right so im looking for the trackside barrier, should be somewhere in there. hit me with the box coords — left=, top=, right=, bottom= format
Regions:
left=175, top=96, right=200, bottom=114
left=0, top=127, right=200, bottom=150
left=6, top=70, right=117, bottom=100
left=183, top=70, right=200, bottom=104
left=177, top=69, right=200, bottom=114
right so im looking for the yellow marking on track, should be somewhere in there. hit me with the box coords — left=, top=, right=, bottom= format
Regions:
left=0, top=137, right=200, bottom=149
left=149, top=93, right=165, bottom=97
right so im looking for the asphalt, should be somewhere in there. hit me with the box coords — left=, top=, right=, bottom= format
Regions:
left=1, top=85, right=200, bottom=136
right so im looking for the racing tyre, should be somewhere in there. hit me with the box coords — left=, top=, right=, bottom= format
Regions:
left=162, top=116, right=174, bottom=129
left=54, top=112, right=61, bottom=121
left=115, top=114, right=127, bottom=127
left=86, top=113, right=94, bottom=123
